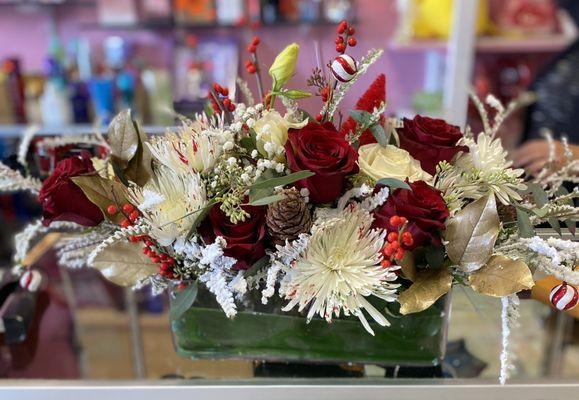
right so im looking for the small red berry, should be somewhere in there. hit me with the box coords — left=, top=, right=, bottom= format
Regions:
left=381, top=259, right=392, bottom=268
left=390, top=241, right=400, bottom=250
left=152, top=257, right=161, bottom=264
left=395, top=248, right=405, bottom=260
left=129, top=235, right=139, bottom=243
left=315, top=113, right=323, bottom=122
left=166, top=258, right=175, bottom=266
left=221, top=87, right=229, bottom=96
left=213, top=82, right=222, bottom=93
left=382, top=245, right=395, bottom=257
left=177, top=282, right=187, bottom=290
left=245, top=59, right=253, bottom=67
left=348, top=26, right=356, bottom=35
left=129, top=210, right=140, bottom=222
left=161, top=262, right=171, bottom=271
left=120, top=218, right=131, bottom=229
left=247, top=65, right=257, bottom=74
left=387, top=232, right=399, bottom=243
left=252, top=36, right=260, bottom=46
left=223, top=98, right=232, bottom=108
left=106, top=205, right=118, bottom=216
left=335, top=36, right=344, bottom=44
left=228, top=103, right=236, bottom=112
left=403, top=237, right=414, bottom=247
left=144, top=239, right=153, bottom=247
left=336, top=43, right=346, bottom=53
left=122, top=203, right=135, bottom=214
left=143, top=247, right=151, bottom=255
left=389, top=216, right=401, bottom=227
left=347, top=37, right=357, bottom=47
left=399, top=217, right=408, bottom=225
left=247, top=44, right=257, bottom=53
left=337, top=25, right=346, bottom=34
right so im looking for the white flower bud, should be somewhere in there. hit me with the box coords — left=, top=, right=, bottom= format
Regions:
left=275, top=163, right=285, bottom=173
left=300, top=188, right=310, bottom=197
left=223, top=141, right=234, bottom=151
left=251, top=149, right=259, bottom=158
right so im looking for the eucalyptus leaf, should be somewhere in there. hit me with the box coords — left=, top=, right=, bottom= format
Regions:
left=445, top=194, right=500, bottom=272
left=376, top=177, right=411, bottom=190
left=170, top=281, right=199, bottom=321
left=370, top=124, right=388, bottom=146
left=528, top=183, right=561, bottom=234
left=516, top=208, right=535, bottom=238
left=349, top=109, right=372, bottom=125
left=249, top=194, right=286, bottom=206
left=250, top=170, right=314, bottom=190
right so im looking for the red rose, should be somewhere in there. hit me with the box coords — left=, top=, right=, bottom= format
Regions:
left=373, top=180, right=449, bottom=249
left=39, top=152, right=104, bottom=227
left=285, top=121, right=358, bottom=203
left=200, top=204, right=267, bottom=270
left=399, top=115, right=468, bottom=175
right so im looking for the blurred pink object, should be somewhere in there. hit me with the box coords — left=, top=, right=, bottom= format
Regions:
left=491, top=0, right=558, bottom=35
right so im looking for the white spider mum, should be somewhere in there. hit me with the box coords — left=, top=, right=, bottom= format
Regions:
left=148, top=119, right=228, bottom=174
left=281, top=205, right=399, bottom=335
left=128, top=167, right=207, bottom=246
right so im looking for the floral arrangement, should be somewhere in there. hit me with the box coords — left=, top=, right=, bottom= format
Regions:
left=2, top=20, right=579, bottom=383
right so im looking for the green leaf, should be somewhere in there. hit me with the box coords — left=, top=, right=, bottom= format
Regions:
left=186, top=200, right=217, bottom=239
left=349, top=109, right=373, bottom=125
left=528, top=183, right=561, bottom=235
left=516, top=208, right=535, bottom=238
left=278, top=89, right=312, bottom=100
left=556, top=186, right=576, bottom=235
left=240, top=136, right=257, bottom=152
left=370, top=124, right=388, bottom=147
left=170, top=281, right=198, bottom=321
left=249, top=194, right=286, bottom=206
left=376, top=177, right=411, bottom=190
left=250, top=170, right=314, bottom=190
left=244, top=255, right=270, bottom=277
left=425, top=245, right=445, bottom=269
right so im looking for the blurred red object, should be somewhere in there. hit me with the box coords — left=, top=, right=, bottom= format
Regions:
left=490, top=0, right=558, bottom=36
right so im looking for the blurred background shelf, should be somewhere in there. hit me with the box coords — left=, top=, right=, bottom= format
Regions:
left=389, top=34, right=576, bottom=54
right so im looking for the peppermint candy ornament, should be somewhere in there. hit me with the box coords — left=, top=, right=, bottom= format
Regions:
left=19, top=270, right=42, bottom=292
left=549, top=282, right=578, bottom=311
left=331, top=54, right=358, bottom=82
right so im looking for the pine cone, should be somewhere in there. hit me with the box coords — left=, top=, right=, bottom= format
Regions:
left=497, top=203, right=517, bottom=223
left=266, top=188, right=312, bottom=246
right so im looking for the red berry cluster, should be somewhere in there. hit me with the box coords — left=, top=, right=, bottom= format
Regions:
left=107, top=203, right=140, bottom=229
left=335, top=20, right=357, bottom=54
left=245, top=36, right=260, bottom=74
left=209, top=82, right=235, bottom=113
left=141, top=238, right=177, bottom=279
left=380, top=215, right=414, bottom=269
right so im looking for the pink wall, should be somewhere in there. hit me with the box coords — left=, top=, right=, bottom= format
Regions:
left=0, top=1, right=426, bottom=114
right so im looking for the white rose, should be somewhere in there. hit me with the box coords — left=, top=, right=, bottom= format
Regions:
left=358, top=144, right=431, bottom=182
left=253, top=110, right=307, bottom=160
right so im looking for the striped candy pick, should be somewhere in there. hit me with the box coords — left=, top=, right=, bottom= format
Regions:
left=549, top=282, right=578, bottom=311
left=331, top=54, right=358, bottom=82
left=19, top=270, right=42, bottom=292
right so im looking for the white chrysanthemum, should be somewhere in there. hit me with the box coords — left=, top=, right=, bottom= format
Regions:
left=281, top=205, right=399, bottom=335
left=128, top=167, right=207, bottom=246
left=148, top=118, right=228, bottom=174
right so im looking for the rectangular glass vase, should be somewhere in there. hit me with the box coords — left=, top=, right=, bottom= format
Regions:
left=170, top=287, right=450, bottom=366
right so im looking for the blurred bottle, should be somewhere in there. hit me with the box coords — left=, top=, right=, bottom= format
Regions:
left=2, top=59, right=27, bottom=123
left=88, top=76, right=115, bottom=126
left=40, top=57, right=72, bottom=127
left=141, top=68, right=173, bottom=125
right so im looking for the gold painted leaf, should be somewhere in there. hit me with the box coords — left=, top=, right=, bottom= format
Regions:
left=445, top=194, right=500, bottom=273
left=399, top=251, right=417, bottom=282
left=90, top=241, right=157, bottom=286
left=107, top=110, right=139, bottom=167
left=71, top=175, right=129, bottom=224
left=123, top=122, right=152, bottom=187
left=468, top=255, right=534, bottom=297
left=398, top=267, right=452, bottom=315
